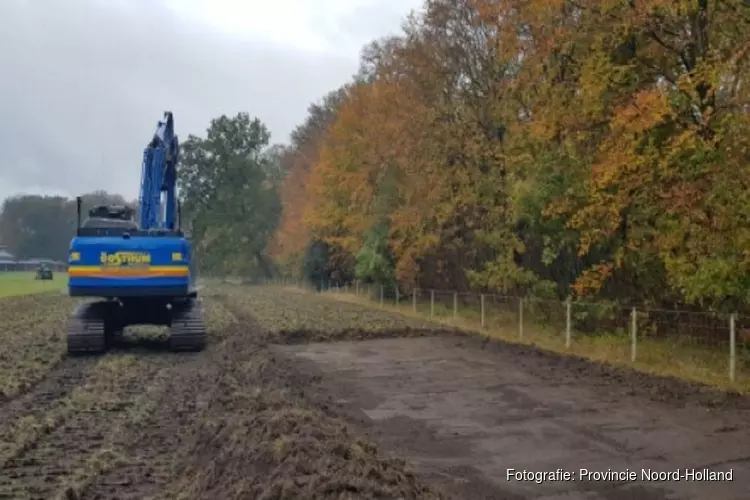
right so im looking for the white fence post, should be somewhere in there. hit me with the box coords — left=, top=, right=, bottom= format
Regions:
left=430, top=290, right=435, bottom=317
left=631, top=307, right=637, bottom=362
left=356, top=280, right=359, bottom=295
left=453, top=292, right=458, bottom=318
left=519, top=298, right=524, bottom=339
left=565, top=297, right=572, bottom=348
left=480, top=293, right=485, bottom=328
left=395, top=287, right=400, bottom=304
left=380, top=285, right=384, bottom=308
left=413, top=288, right=417, bottom=313
left=730, top=313, right=736, bottom=383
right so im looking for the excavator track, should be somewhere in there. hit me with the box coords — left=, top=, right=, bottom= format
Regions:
left=168, top=298, right=206, bottom=351
left=67, top=302, right=108, bottom=355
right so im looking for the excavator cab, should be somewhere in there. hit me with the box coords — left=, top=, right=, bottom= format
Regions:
left=79, top=204, right=139, bottom=234
left=88, top=204, right=135, bottom=221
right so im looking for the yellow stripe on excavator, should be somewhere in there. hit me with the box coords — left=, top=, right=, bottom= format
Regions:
left=67, top=265, right=189, bottom=277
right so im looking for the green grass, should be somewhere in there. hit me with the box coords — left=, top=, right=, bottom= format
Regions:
left=0, top=272, right=66, bottom=298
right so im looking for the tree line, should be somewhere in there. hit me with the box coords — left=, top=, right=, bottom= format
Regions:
left=269, top=0, right=750, bottom=312
left=3, top=0, right=747, bottom=312
left=0, top=192, right=133, bottom=260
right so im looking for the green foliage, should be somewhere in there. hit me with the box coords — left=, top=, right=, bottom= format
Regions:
left=302, top=239, right=329, bottom=289
left=355, top=223, right=396, bottom=289
left=0, top=191, right=129, bottom=260
left=178, top=112, right=282, bottom=278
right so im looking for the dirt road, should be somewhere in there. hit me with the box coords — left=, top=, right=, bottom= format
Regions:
left=278, top=336, right=750, bottom=499
left=0, top=285, right=749, bottom=499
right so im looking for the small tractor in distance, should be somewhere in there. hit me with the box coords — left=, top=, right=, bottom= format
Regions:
left=35, top=263, right=54, bottom=280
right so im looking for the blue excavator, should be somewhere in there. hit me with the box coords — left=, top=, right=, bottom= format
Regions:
left=65, top=111, right=205, bottom=354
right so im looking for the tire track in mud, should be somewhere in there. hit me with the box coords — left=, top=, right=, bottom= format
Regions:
left=0, top=357, right=97, bottom=438
left=79, top=296, right=279, bottom=500
left=0, top=294, right=76, bottom=403
left=0, top=354, right=174, bottom=499
left=80, top=351, right=217, bottom=500
left=78, top=296, right=239, bottom=500
left=0, top=296, right=233, bottom=500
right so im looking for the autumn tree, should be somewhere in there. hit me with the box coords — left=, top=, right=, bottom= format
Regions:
left=268, top=87, right=348, bottom=279
left=273, top=0, right=750, bottom=311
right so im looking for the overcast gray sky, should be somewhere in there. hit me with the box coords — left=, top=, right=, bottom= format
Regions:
left=0, top=0, right=421, bottom=202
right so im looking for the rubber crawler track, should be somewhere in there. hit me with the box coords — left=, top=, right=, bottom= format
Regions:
left=66, top=299, right=207, bottom=355
left=168, top=298, right=206, bottom=351
left=67, top=303, right=107, bottom=355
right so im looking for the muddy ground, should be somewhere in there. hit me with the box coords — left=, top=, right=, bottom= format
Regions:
left=0, top=285, right=749, bottom=499
left=0, top=289, right=440, bottom=500
left=279, top=337, right=750, bottom=499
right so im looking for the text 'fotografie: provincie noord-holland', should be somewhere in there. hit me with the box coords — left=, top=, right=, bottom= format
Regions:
left=506, top=468, right=733, bottom=483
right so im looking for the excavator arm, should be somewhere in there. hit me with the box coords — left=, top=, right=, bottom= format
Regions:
left=139, top=111, right=179, bottom=231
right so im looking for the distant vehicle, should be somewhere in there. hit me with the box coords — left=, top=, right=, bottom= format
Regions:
left=35, top=263, right=54, bottom=280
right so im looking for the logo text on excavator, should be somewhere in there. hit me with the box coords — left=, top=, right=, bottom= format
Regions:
left=99, top=251, right=151, bottom=266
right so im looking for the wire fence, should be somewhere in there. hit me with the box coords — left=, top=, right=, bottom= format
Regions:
left=254, top=277, right=750, bottom=387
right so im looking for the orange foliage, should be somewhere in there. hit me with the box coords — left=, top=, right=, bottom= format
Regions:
left=267, top=142, right=315, bottom=260
left=273, top=0, right=750, bottom=305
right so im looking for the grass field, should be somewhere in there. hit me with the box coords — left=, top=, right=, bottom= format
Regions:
left=0, top=271, right=65, bottom=297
